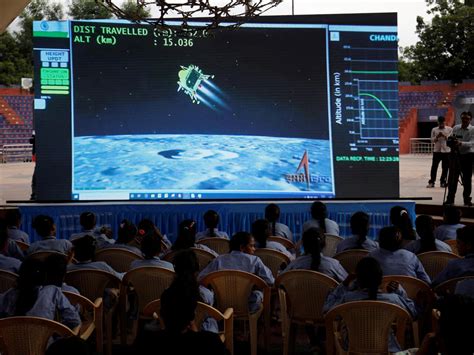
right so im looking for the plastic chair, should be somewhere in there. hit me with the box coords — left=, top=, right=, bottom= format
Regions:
left=201, top=270, right=271, bottom=355
left=0, top=316, right=77, bottom=355
left=433, top=275, right=474, bottom=296
left=333, top=249, right=369, bottom=274
left=445, top=239, right=458, bottom=255
left=119, top=266, right=175, bottom=344
left=63, top=291, right=104, bottom=353
left=254, top=248, right=291, bottom=279
left=418, top=251, right=460, bottom=280
left=325, top=301, right=411, bottom=355
left=196, top=237, right=230, bottom=254
left=323, top=234, right=344, bottom=257
left=65, top=269, right=121, bottom=355
left=95, top=248, right=143, bottom=273
left=28, top=250, right=69, bottom=262
left=268, top=236, right=296, bottom=250
left=143, top=299, right=234, bottom=355
left=14, top=240, right=29, bottom=252
left=275, top=270, right=338, bottom=355
left=163, top=247, right=216, bottom=272
left=0, top=270, right=18, bottom=293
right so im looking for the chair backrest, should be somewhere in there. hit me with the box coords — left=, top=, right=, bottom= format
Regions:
left=200, top=270, right=270, bottom=318
left=0, top=316, right=76, bottom=355
left=14, top=240, right=30, bottom=252
left=29, top=251, right=69, bottom=262
left=445, top=239, right=458, bottom=255
left=433, top=275, right=474, bottom=296
left=276, top=270, right=338, bottom=323
left=325, top=301, right=411, bottom=354
left=333, top=249, right=369, bottom=274
left=267, top=236, right=295, bottom=250
left=381, top=275, right=431, bottom=300
left=65, top=269, right=121, bottom=302
left=95, top=248, right=143, bottom=273
left=163, top=247, right=216, bottom=272
left=418, top=251, right=461, bottom=280
left=254, top=248, right=291, bottom=279
left=0, top=270, right=18, bottom=293
left=323, top=234, right=343, bottom=257
left=196, top=238, right=230, bottom=255
left=121, top=266, right=175, bottom=314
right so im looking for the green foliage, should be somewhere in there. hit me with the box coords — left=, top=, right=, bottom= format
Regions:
left=68, top=0, right=113, bottom=20
left=402, top=0, right=474, bottom=83
left=120, top=0, right=151, bottom=21
left=0, top=32, right=32, bottom=85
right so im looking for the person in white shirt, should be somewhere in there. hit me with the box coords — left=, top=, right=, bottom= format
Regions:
left=427, top=116, right=452, bottom=188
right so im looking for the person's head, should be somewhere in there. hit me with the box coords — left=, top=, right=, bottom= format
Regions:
left=460, top=111, right=472, bottom=129
left=203, top=210, right=219, bottom=229
left=173, top=249, right=200, bottom=280
left=437, top=116, right=446, bottom=128
left=160, top=282, right=198, bottom=333
left=390, top=206, right=415, bottom=240
left=32, top=215, right=56, bottom=238
left=443, top=206, right=462, bottom=225
left=251, top=219, right=271, bottom=248
left=378, top=226, right=402, bottom=252
left=350, top=211, right=370, bottom=239
left=302, top=227, right=325, bottom=271
left=79, top=212, right=96, bottom=230
left=137, top=218, right=157, bottom=235
left=265, top=203, right=280, bottom=223
left=415, top=215, right=436, bottom=254
left=229, top=231, right=255, bottom=255
left=117, top=219, right=137, bottom=244
left=140, top=230, right=162, bottom=259
left=456, top=226, right=474, bottom=257
left=71, top=235, right=96, bottom=262
left=44, top=253, right=69, bottom=287
left=15, top=257, right=46, bottom=315
left=6, top=209, right=22, bottom=228
left=311, top=201, right=328, bottom=233
left=355, top=257, right=382, bottom=300
left=45, top=336, right=91, bottom=355
left=172, top=219, right=197, bottom=251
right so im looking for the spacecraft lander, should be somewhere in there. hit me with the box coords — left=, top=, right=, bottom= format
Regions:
left=177, top=65, right=214, bottom=104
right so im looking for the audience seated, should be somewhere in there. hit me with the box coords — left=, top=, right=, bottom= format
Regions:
left=6, top=209, right=29, bottom=243
left=105, top=219, right=142, bottom=255
left=335, top=211, right=378, bottom=253
left=434, top=206, right=465, bottom=241
left=69, top=212, right=114, bottom=248
left=282, top=227, right=348, bottom=282
left=251, top=219, right=294, bottom=260
left=264, top=203, right=293, bottom=241
left=44, top=253, right=79, bottom=294
left=170, top=220, right=218, bottom=257
left=0, top=258, right=80, bottom=329
left=404, top=215, right=452, bottom=254
left=302, top=201, right=339, bottom=235
left=369, top=226, right=431, bottom=284
left=0, top=222, right=21, bottom=273
left=138, top=219, right=172, bottom=250
left=68, top=235, right=124, bottom=280
left=130, top=231, right=174, bottom=271
left=198, top=231, right=274, bottom=312
left=323, top=257, right=417, bottom=353
left=135, top=281, right=228, bottom=355
left=432, top=226, right=474, bottom=287
left=390, top=206, right=417, bottom=247
left=196, top=210, right=229, bottom=241
left=27, top=215, right=73, bottom=255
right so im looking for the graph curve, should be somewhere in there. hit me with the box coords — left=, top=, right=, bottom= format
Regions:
left=359, top=92, right=393, bottom=118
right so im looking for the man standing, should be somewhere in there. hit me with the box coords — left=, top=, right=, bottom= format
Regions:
left=427, top=116, right=452, bottom=188
left=445, top=112, right=474, bottom=207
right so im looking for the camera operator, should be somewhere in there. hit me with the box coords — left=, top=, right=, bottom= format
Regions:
left=445, top=112, right=474, bottom=207
left=427, top=116, right=452, bottom=188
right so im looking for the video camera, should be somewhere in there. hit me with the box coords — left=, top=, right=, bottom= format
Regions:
left=447, top=136, right=459, bottom=152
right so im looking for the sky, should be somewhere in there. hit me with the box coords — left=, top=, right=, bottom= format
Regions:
left=8, top=0, right=431, bottom=47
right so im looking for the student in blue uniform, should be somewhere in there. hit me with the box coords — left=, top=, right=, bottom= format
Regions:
left=137, top=219, right=172, bottom=251
left=0, top=257, right=80, bottom=329
left=251, top=219, right=294, bottom=260
left=196, top=210, right=229, bottom=241
left=369, top=226, right=431, bottom=284
left=0, top=223, right=21, bottom=273
left=323, top=257, right=417, bottom=353
left=130, top=231, right=174, bottom=271
left=265, top=203, right=293, bottom=242
left=434, top=206, right=465, bottom=241
left=44, top=253, right=79, bottom=294
left=390, top=206, right=417, bottom=247
left=433, top=226, right=474, bottom=287
left=404, top=215, right=452, bottom=254
left=6, top=209, right=29, bottom=243
left=27, top=215, right=73, bottom=255
left=69, top=211, right=114, bottom=248
left=335, top=211, right=378, bottom=253
left=104, top=219, right=142, bottom=255
left=282, top=227, right=348, bottom=282
left=170, top=220, right=218, bottom=257
left=302, top=201, right=339, bottom=236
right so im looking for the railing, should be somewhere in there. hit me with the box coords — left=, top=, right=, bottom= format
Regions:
left=410, top=138, right=433, bottom=154
left=1, top=144, right=33, bottom=163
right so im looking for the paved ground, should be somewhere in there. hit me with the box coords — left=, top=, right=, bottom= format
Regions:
left=0, top=155, right=467, bottom=206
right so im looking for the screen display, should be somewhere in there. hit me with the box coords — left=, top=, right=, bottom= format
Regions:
left=33, top=14, right=399, bottom=201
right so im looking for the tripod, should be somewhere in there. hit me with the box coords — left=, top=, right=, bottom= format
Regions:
left=443, top=149, right=464, bottom=205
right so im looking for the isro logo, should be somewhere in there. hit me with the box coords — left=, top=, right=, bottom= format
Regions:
left=284, top=151, right=331, bottom=190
